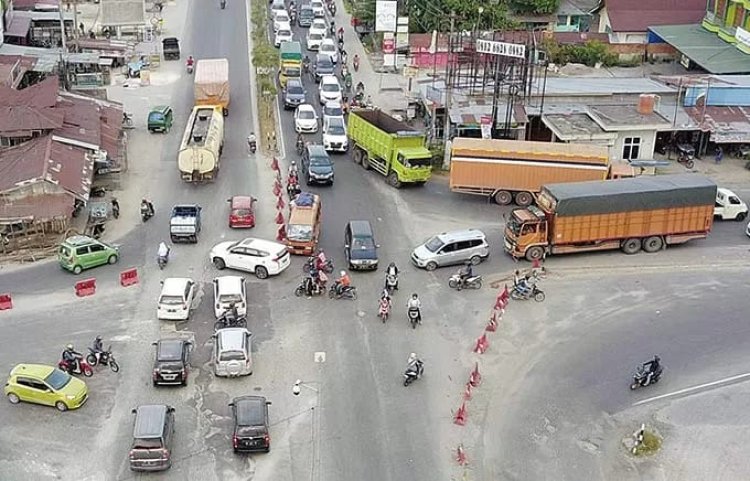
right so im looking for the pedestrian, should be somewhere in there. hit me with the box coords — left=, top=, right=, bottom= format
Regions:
left=111, top=198, right=120, bottom=219
left=79, top=22, right=85, bottom=35
left=715, top=146, right=723, bottom=164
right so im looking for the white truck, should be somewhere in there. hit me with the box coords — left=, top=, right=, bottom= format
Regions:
left=714, top=187, right=748, bottom=221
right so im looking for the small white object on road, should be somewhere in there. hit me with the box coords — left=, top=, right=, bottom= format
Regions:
left=315, top=351, right=326, bottom=362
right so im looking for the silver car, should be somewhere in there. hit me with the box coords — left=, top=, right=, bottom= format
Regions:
left=411, top=229, right=489, bottom=271
left=213, top=328, right=253, bottom=377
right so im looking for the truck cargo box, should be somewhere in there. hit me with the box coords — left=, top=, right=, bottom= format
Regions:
left=194, top=58, right=230, bottom=112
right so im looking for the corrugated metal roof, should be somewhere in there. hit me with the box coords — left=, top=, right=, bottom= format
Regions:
left=649, top=24, right=750, bottom=75
left=605, top=0, right=705, bottom=32
left=0, top=193, right=72, bottom=223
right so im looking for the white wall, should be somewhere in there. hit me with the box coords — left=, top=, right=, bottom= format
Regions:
left=612, top=130, right=657, bottom=160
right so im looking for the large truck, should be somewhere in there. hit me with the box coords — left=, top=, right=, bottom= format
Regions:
left=169, top=204, right=202, bottom=243
left=504, top=174, right=716, bottom=261
left=194, top=58, right=230, bottom=116
left=279, top=41, right=302, bottom=88
left=178, top=106, right=224, bottom=182
left=348, top=109, right=432, bottom=188
left=449, top=138, right=613, bottom=206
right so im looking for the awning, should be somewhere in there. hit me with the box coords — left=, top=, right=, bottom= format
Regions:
left=649, top=24, right=750, bottom=74
left=5, top=16, right=32, bottom=38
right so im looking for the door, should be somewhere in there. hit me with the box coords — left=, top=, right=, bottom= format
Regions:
left=437, top=242, right=458, bottom=266
left=16, top=377, right=52, bottom=405
left=227, top=247, right=252, bottom=272
left=87, top=243, right=106, bottom=267
left=75, top=246, right=91, bottom=268
left=344, top=224, right=352, bottom=262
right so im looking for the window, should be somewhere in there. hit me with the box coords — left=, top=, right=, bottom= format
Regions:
left=622, top=137, right=641, bottom=160
left=89, top=244, right=105, bottom=253
left=75, top=246, right=89, bottom=256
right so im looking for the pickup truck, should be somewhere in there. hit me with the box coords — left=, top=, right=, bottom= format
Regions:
left=170, top=204, right=202, bottom=243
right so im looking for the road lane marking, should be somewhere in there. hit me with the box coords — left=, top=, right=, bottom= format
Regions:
left=633, top=371, right=750, bottom=406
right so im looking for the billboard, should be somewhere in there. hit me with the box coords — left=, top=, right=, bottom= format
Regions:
left=375, top=1, right=397, bottom=32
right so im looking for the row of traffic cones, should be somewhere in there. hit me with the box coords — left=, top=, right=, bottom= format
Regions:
left=270, top=157, right=287, bottom=242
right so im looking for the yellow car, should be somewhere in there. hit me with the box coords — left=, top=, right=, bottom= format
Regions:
left=4, top=364, right=88, bottom=411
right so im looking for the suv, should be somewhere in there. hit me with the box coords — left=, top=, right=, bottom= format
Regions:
left=230, top=395, right=272, bottom=453
left=302, top=144, right=334, bottom=185
left=152, top=339, right=191, bottom=386
left=314, top=53, right=335, bottom=82
left=129, top=404, right=175, bottom=471
left=411, top=229, right=490, bottom=271
left=284, top=79, right=306, bottom=110
left=322, top=116, right=348, bottom=153
left=344, top=220, right=379, bottom=270
left=298, top=5, right=314, bottom=26
left=58, top=235, right=119, bottom=274
left=4, top=364, right=88, bottom=412
left=213, top=275, right=247, bottom=318
left=213, top=328, right=253, bottom=377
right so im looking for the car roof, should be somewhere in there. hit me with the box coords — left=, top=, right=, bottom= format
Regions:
left=307, top=144, right=329, bottom=156
left=214, top=275, right=244, bottom=292
left=348, top=220, right=373, bottom=236
left=239, top=237, right=285, bottom=251
left=297, top=104, right=316, bottom=112
left=320, top=75, right=338, bottom=84
left=316, top=53, right=333, bottom=62
left=324, top=100, right=342, bottom=108
left=157, top=339, right=185, bottom=357
left=231, top=195, right=255, bottom=208
left=133, top=404, right=169, bottom=438
left=326, top=116, right=345, bottom=127
left=320, top=38, right=335, bottom=45
left=287, top=79, right=303, bottom=87
left=233, top=396, right=267, bottom=426
left=62, top=235, right=97, bottom=246
left=435, top=228, right=486, bottom=242
left=217, top=328, right=251, bottom=350
left=161, top=277, right=193, bottom=293
left=10, top=363, right=55, bottom=378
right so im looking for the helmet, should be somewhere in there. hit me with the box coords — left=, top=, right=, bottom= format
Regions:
left=410, top=352, right=416, bottom=358
left=291, top=160, right=297, bottom=166
left=389, top=262, right=395, bottom=268
left=412, top=293, right=418, bottom=299
left=66, top=344, right=74, bottom=351
left=95, top=336, right=102, bottom=341
left=654, top=355, right=660, bottom=362
left=340, top=270, right=346, bottom=276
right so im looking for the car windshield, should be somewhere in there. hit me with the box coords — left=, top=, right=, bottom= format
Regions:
left=158, top=343, right=183, bottom=361
left=310, top=156, right=330, bottom=166
left=316, top=56, right=333, bottom=67
left=288, top=85, right=304, bottom=94
left=506, top=215, right=522, bottom=236
left=278, top=30, right=291, bottom=37
left=298, top=110, right=315, bottom=119
left=322, top=83, right=339, bottom=92
left=321, top=44, right=334, bottom=52
left=284, top=67, right=301, bottom=76
left=288, top=224, right=313, bottom=241
left=159, top=295, right=184, bottom=305
left=45, top=369, right=71, bottom=390
left=59, top=245, right=72, bottom=257
left=148, top=112, right=164, bottom=121
left=220, top=350, right=247, bottom=361
left=219, top=293, right=243, bottom=303
left=309, top=33, right=323, bottom=40
left=424, top=236, right=444, bottom=253
left=276, top=13, right=289, bottom=21
left=327, top=125, right=345, bottom=135
left=324, top=105, right=343, bottom=117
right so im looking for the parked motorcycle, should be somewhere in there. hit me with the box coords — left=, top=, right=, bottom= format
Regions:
left=676, top=143, right=695, bottom=169
left=214, top=312, right=248, bottom=330
left=122, top=112, right=134, bottom=128
left=86, top=346, right=120, bottom=373
left=303, top=255, right=334, bottom=274
left=58, top=358, right=93, bottom=377
left=510, top=283, right=545, bottom=302
left=403, top=359, right=424, bottom=386
left=630, top=364, right=663, bottom=390
left=448, top=273, right=483, bottom=290
left=294, top=276, right=325, bottom=297
left=407, top=308, right=420, bottom=329
left=329, top=284, right=357, bottom=300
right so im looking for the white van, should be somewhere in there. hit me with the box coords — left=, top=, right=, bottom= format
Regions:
left=213, top=328, right=253, bottom=377
left=714, top=187, right=748, bottom=221
left=213, top=276, right=247, bottom=319
left=157, top=278, right=196, bottom=321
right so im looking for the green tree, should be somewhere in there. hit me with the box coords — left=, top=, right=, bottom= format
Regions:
left=511, top=0, right=560, bottom=14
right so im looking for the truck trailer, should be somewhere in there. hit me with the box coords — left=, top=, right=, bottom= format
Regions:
left=504, top=174, right=716, bottom=261
left=178, top=106, right=224, bottom=182
left=449, top=138, right=612, bottom=206
left=194, top=58, right=230, bottom=115
left=348, top=109, right=432, bottom=188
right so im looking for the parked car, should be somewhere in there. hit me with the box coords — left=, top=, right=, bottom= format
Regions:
left=284, top=79, right=307, bottom=110
left=210, top=237, right=291, bottom=279
left=344, top=220, right=379, bottom=270
left=274, top=28, right=293, bottom=47
left=147, top=105, right=174, bottom=133
left=213, top=275, right=247, bottom=318
left=213, top=328, right=253, bottom=377
left=322, top=116, right=348, bottom=152
left=319, top=38, right=338, bottom=64
left=313, top=53, right=335, bottom=82
left=152, top=339, right=191, bottom=386
left=301, top=144, right=335, bottom=185
left=228, top=195, right=256, bottom=228
left=306, top=30, right=325, bottom=51
left=58, top=235, right=119, bottom=275
left=411, top=228, right=489, bottom=271
left=156, top=277, right=196, bottom=321
left=322, top=101, right=344, bottom=125
left=318, top=75, right=342, bottom=104
left=128, top=404, right=175, bottom=471
left=4, top=364, right=88, bottom=411
left=230, top=396, right=272, bottom=453
left=294, top=104, right=319, bottom=133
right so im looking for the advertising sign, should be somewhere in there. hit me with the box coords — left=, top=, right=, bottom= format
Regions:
left=375, top=0, right=397, bottom=32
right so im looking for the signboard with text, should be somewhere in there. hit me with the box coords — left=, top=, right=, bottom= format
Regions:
left=475, top=39, right=526, bottom=59
left=375, top=1, right=397, bottom=32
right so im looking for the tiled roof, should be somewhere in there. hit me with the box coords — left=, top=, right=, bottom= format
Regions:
left=605, top=0, right=706, bottom=32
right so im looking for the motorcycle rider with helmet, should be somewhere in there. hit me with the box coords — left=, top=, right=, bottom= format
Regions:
left=406, top=293, right=422, bottom=323
left=456, top=261, right=474, bottom=290
left=385, top=262, right=399, bottom=290
left=62, top=344, right=82, bottom=373
left=91, top=336, right=104, bottom=364
left=643, top=355, right=661, bottom=385
left=405, top=352, right=424, bottom=382
left=334, top=270, right=351, bottom=296
left=158, top=241, right=170, bottom=266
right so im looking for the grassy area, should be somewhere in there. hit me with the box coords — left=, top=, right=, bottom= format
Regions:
left=250, top=0, right=280, bottom=155
left=632, top=429, right=662, bottom=456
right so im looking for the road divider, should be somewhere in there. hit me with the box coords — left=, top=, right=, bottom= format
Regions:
left=120, top=268, right=139, bottom=287
left=0, top=293, right=12, bottom=310
left=75, top=278, right=96, bottom=297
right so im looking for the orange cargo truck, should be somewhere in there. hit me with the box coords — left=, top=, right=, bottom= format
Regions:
left=504, top=174, right=716, bottom=261
left=449, top=138, right=611, bottom=206
left=286, top=192, right=321, bottom=256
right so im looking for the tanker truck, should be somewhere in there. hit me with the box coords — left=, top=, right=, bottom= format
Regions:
left=178, top=106, right=224, bottom=182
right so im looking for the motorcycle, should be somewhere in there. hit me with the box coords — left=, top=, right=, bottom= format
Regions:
left=303, top=255, right=334, bottom=274
left=86, top=346, right=120, bottom=373
left=328, top=2, right=336, bottom=14
left=122, top=112, right=134, bottom=128
left=407, top=308, right=420, bottom=329
left=329, top=284, right=357, bottom=300
left=58, top=358, right=93, bottom=377
left=448, top=273, right=483, bottom=290
left=214, top=312, right=248, bottom=331
left=186, top=63, right=194, bottom=74
left=676, top=143, right=695, bottom=169
left=353, top=55, right=360, bottom=72
left=141, top=203, right=154, bottom=222
left=294, top=276, right=324, bottom=297
left=630, top=364, right=663, bottom=390
left=287, top=181, right=301, bottom=199
left=385, top=273, right=398, bottom=294
left=378, top=299, right=390, bottom=323
left=403, top=360, right=424, bottom=386
left=296, top=139, right=305, bottom=156
left=157, top=252, right=169, bottom=270
left=510, top=283, right=545, bottom=302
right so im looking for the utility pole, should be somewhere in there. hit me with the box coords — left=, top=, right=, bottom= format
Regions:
left=441, top=11, right=456, bottom=170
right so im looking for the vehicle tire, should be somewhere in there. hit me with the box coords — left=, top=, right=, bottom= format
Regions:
left=525, top=246, right=544, bottom=262
left=448, top=279, right=458, bottom=289
left=73, top=265, right=82, bottom=275
left=255, top=266, right=269, bottom=279
left=7, top=393, right=20, bottom=404
left=470, top=255, right=482, bottom=265
left=213, top=258, right=226, bottom=270
left=181, top=377, right=187, bottom=386
left=403, top=377, right=411, bottom=386
left=83, top=366, right=93, bottom=377
left=510, top=290, right=521, bottom=300
left=621, top=238, right=642, bottom=255
left=107, top=255, right=118, bottom=265
left=328, top=289, right=335, bottom=299
left=55, top=401, right=68, bottom=412
left=686, top=159, right=695, bottom=169
left=86, top=354, right=97, bottom=365
left=387, top=172, right=401, bottom=188
left=473, top=279, right=483, bottom=289
left=110, top=360, right=120, bottom=373
left=736, top=212, right=747, bottom=222
left=349, top=288, right=357, bottom=300
left=493, top=190, right=512, bottom=205
left=295, top=286, right=305, bottom=297
left=514, top=191, right=533, bottom=207
left=214, top=321, right=225, bottom=331
left=534, top=291, right=546, bottom=302
left=642, top=236, right=664, bottom=253
left=630, top=382, right=639, bottom=390
left=425, top=261, right=437, bottom=271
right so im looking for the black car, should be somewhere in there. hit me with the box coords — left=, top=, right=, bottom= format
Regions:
left=284, top=79, right=307, bottom=110
left=230, top=395, right=272, bottom=453
left=301, top=144, right=334, bottom=185
left=345, top=220, right=379, bottom=270
left=152, top=339, right=191, bottom=386
left=314, top=53, right=335, bottom=82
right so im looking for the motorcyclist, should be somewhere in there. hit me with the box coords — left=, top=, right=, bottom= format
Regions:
left=289, top=160, right=299, bottom=178
left=353, top=54, right=360, bottom=71
left=514, top=271, right=534, bottom=297
left=356, top=80, right=364, bottom=93
left=296, top=134, right=305, bottom=154
left=340, top=49, right=348, bottom=66
left=406, top=293, right=422, bottom=323
left=329, top=20, right=335, bottom=37
left=141, top=198, right=154, bottom=217
left=303, top=55, right=311, bottom=74
left=406, top=352, right=424, bottom=377
left=247, top=132, right=257, bottom=151
left=335, top=270, right=351, bottom=296
left=456, top=261, right=473, bottom=290
left=91, top=336, right=104, bottom=363
left=158, top=241, right=170, bottom=265
left=316, top=249, right=329, bottom=270
left=186, top=55, right=195, bottom=68
left=62, top=344, right=82, bottom=373
left=385, top=261, right=399, bottom=290
left=643, top=355, right=661, bottom=385
left=337, top=26, right=344, bottom=40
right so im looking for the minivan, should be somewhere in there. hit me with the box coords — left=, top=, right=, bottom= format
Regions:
left=213, top=275, right=247, bottom=318
left=213, top=328, right=253, bottom=377
left=156, top=277, right=196, bottom=321
left=298, top=5, right=314, bottom=27
left=128, top=404, right=175, bottom=471
left=230, top=395, right=272, bottom=453
left=302, top=144, right=334, bottom=185
left=345, top=220, right=379, bottom=270
left=411, top=229, right=490, bottom=271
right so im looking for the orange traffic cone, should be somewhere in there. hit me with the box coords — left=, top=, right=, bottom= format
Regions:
left=453, top=402, right=467, bottom=426
left=456, top=444, right=467, bottom=465
left=469, top=362, right=482, bottom=387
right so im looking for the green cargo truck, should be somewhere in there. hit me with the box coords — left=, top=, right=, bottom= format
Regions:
left=348, top=109, right=432, bottom=188
left=279, top=41, right=302, bottom=88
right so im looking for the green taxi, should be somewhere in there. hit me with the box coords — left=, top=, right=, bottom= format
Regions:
left=147, top=105, right=174, bottom=133
left=4, top=364, right=89, bottom=411
left=58, top=235, right=119, bottom=274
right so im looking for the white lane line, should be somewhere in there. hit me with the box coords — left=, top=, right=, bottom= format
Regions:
left=632, top=371, right=750, bottom=406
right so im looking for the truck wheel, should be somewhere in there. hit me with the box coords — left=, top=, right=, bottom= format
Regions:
left=494, top=191, right=512, bottom=205
left=525, top=246, right=544, bottom=262
left=736, top=212, right=747, bottom=222
left=387, top=172, right=401, bottom=188
left=642, top=236, right=664, bottom=253
left=621, top=238, right=642, bottom=255
left=514, top=191, right=533, bottom=207
left=352, top=149, right=362, bottom=164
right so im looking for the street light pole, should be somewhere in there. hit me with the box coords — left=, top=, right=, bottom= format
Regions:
left=441, top=11, right=456, bottom=170
left=293, top=380, right=321, bottom=481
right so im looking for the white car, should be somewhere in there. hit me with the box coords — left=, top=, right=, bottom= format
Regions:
left=311, top=0, right=325, bottom=17
left=270, top=0, right=286, bottom=15
left=275, top=28, right=293, bottom=47
left=322, top=116, right=348, bottom=152
left=714, top=187, right=748, bottom=221
left=310, top=18, right=327, bottom=37
left=319, top=38, right=338, bottom=64
left=157, top=277, right=196, bottom=321
left=322, top=101, right=345, bottom=125
left=210, top=237, right=291, bottom=279
left=273, top=11, right=291, bottom=32
left=295, top=104, right=319, bottom=133
left=318, top=75, right=342, bottom=104
left=306, top=30, right=325, bottom=51
left=213, top=276, right=247, bottom=319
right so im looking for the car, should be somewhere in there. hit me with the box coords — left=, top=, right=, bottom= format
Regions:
left=129, top=405, right=175, bottom=471
left=411, top=228, right=490, bottom=271
left=228, top=195, right=256, bottom=228
left=274, top=28, right=293, bottom=47
left=313, top=53, right=335, bottom=82
left=213, top=275, right=247, bottom=318
left=283, top=78, right=307, bottom=110
left=210, top=237, right=291, bottom=279
left=297, top=5, right=314, bottom=26
left=294, top=104, right=319, bottom=133
left=147, top=105, right=173, bottom=133
left=301, top=144, right=335, bottom=185
left=273, top=11, right=291, bottom=32
left=344, top=220, right=379, bottom=270
left=4, top=364, right=88, bottom=411
left=270, top=0, right=287, bottom=15
left=152, top=339, right=192, bottom=386
left=156, top=277, right=196, bottom=321
left=58, top=235, right=119, bottom=275
left=318, top=75, right=342, bottom=104
left=714, top=187, right=748, bottom=221
left=322, top=116, right=348, bottom=152
left=311, top=0, right=325, bottom=17
left=230, top=395, right=272, bottom=453
left=306, top=30, right=325, bottom=51
left=213, top=328, right=253, bottom=377
left=322, top=100, right=344, bottom=124
left=319, top=38, right=338, bottom=64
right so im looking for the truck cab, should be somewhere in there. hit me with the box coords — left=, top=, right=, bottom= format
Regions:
left=170, top=204, right=202, bottom=243
left=504, top=206, right=548, bottom=261
left=714, top=187, right=748, bottom=221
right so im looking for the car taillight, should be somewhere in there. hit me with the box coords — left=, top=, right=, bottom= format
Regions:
left=232, top=434, right=239, bottom=448
left=152, top=369, right=159, bottom=380
left=264, top=434, right=270, bottom=446
left=181, top=368, right=186, bottom=378
left=230, top=215, right=238, bottom=223
left=128, top=450, right=135, bottom=459
left=161, top=448, right=170, bottom=460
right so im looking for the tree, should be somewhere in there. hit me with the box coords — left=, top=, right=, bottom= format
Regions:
left=510, top=0, right=560, bottom=15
